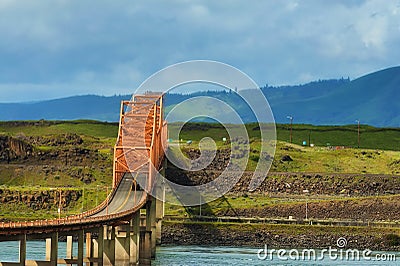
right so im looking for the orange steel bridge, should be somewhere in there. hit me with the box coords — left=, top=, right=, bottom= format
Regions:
left=0, top=93, right=167, bottom=266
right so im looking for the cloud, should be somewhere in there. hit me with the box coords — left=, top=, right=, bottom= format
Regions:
left=0, top=0, right=399, bottom=102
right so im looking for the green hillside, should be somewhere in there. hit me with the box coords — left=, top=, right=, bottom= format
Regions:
left=0, top=66, right=399, bottom=127
left=0, top=120, right=399, bottom=222
left=1, top=120, right=399, bottom=150
left=172, top=122, right=400, bottom=151
left=268, top=66, right=400, bottom=126
left=317, top=66, right=400, bottom=126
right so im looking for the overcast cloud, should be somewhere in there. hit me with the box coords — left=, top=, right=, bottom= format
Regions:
left=0, top=0, right=399, bottom=102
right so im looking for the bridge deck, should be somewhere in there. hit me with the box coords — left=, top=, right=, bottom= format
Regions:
left=91, top=173, right=145, bottom=217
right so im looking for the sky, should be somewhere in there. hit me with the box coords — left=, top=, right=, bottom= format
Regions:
left=0, top=0, right=399, bottom=102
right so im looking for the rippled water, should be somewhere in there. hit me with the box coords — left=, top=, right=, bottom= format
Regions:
left=0, top=241, right=81, bottom=261
left=153, top=245, right=399, bottom=266
left=0, top=242, right=398, bottom=265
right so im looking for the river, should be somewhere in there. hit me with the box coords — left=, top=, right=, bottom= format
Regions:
left=0, top=241, right=398, bottom=265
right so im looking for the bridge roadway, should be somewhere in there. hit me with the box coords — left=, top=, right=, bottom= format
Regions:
left=91, top=173, right=145, bottom=217
left=0, top=173, right=148, bottom=237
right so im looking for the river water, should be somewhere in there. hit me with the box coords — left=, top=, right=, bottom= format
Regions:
left=0, top=241, right=398, bottom=265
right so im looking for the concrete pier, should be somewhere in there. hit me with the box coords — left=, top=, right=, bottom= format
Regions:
left=130, top=212, right=140, bottom=265
left=0, top=203, right=164, bottom=266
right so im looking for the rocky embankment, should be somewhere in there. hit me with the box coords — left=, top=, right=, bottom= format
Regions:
left=167, top=167, right=400, bottom=196
left=0, top=133, right=112, bottom=185
left=0, top=134, right=104, bottom=166
left=0, top=188, right=81, bottom=211
left=219, top=196, right=400, bottom=221
left=162, top=222, right=400, bottom=251
left=166, top=148, right=400, bottom=221
left=169, top=148, right=400, bottom=196
left=0, top=135, right=34, bottom=162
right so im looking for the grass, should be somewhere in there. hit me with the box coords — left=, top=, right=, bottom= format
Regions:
left=171, top=122, right=400, bottom=151
left=0, top=120, right=399, bottom=221
left=0, top=164, right=113, bottom=188
left=0, top=186, right=109, bottom=221
left=172, top=139, right=400, bottom=174
left=164, top=194, right=400, bottom=218
left=169, top=122, right=400, bottom=174
left=0, top=120, right=118, bottom=138
left=1, top=120, right=399, bottom=150
left=275, top=124, right=400, bottom=151
left=1, top=120, right=399, bottom=186
left=268, top=141, right=400, bottom=174
left=162, top=220, right=400, bottom=239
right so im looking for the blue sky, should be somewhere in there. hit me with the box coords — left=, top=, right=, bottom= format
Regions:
left=0, top=0, right=399, bottom=102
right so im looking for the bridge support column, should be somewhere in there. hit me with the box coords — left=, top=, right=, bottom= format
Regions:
left=139, top=201, right=154, bottom=265
left=86, top=232, right=93, bottom=266
left=149, top=198, right=157, bottom=259
left=95, top=225, right=104, bottom=266
left=103, top=226, right=115, bottom=265
left=91, top=237, right=98, bottom=266
left=45, top=233, right=58, bottom=266
left=66, top=235, right=73, bottom=266
left=155, top=163, right=165, bottom=245
left=155, top=199, right=163, bottom=245
left=18, top=234, right=26, bottom=266
left=130, top=212, right=140, bottom=265
left=77, top=230, right=84, bottom=266
left=139, top=228, right=152, bottom=266
left=115, top=224, right=130, bottom=264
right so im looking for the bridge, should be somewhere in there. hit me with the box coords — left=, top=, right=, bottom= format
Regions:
left=0, top=94, right=167, bottom=266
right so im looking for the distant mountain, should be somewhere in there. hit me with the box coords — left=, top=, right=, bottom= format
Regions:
left=265, top=67, right=400, bottom=127
left=0, top=66, right=398, bottom=127
left=0, top=95, right=128, bottom=122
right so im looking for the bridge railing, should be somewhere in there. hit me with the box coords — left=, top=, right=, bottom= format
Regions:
left=0, top=192, right=147, bottom=231
left=148, top=94, right=166, bottom=192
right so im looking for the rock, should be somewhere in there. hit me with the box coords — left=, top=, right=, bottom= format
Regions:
left=280, top=155, right=293, bottom=162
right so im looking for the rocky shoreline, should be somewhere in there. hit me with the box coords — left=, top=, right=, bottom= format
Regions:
left=161, top=222, right=400, bottom=251
left=217, top=195, right=400, bottom=221
left=167, top=167, right=400, bottom=196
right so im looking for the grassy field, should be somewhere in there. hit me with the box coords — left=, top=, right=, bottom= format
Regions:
left=0, top=120, right=399, bottom=176
left=0, top=120, right=400, bottom=151
left=0, top=120, right=118, bottom=138
left=165, top=194, right=400, bottom=218
left=1, top=120, right=399, bottom=150
left=0, top=186, right=109, bottom=221
left=172, top=122, right=400, bottom=151
left=0, top=120, right=399, bottom=221
left=266, top=141, right=399, bottom=174
left=166, top=122, right=400, bottom=174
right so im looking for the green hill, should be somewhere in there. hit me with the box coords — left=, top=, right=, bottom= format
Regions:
left=0, top=66, right=399, bottom=126
left=0, top=120, right=399, bottom=222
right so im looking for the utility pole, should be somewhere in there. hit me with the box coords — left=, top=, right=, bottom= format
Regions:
left=287, top=116, right=293, bottom=143
left=356, top=119, right=360, bottom=148
left=81, top=186, right=85, bottom=212
left=96, top=185, right=99, bottom=206
left=58, top=189, right=62, bottom=219
left=199, top=192, right=202, bottom=217
left=106, top=186, right=109, bottom=215
left=303, top=189, right=309, bottom=220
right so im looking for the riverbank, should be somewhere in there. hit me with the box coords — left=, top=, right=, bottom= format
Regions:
left=161, top=221, right=400, bottom=251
